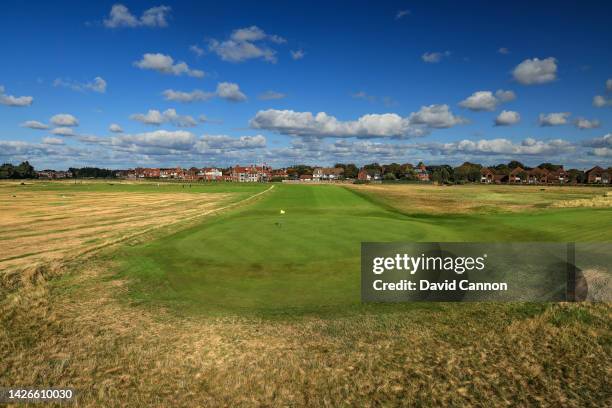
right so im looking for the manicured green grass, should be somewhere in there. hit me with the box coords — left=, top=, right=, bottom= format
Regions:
left=113, top=184, right=612, bottom=316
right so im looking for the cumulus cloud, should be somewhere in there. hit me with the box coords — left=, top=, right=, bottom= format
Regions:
left=134, top=53, right=205, bottom=77
left=189, top=44, right=204, bottom=57
left=216, top=82, right=247, bottom=102
left=538, top=112, right=570, bottom=126
left=593, top=95, right=612, bottom=108
left=250, top=105, right=466, bottom=139
left=419, top=137, right=574, bottom=156
left=592, top=147, right=612, bottom=157
left=422, top=51, right=451, bottom=63
left=53, top=76, right=107, bottom=93
left=109, top=123, right=123, bottom=133
left=582, top=133, right=612, bottom=148
left=162, top=89, right=215, bottom=103
left=130, top=109, right=197, bottom=127
left=208, top=26, right=286, bottom=63
left=290, top=49, right=305, bottom=60
left=494, top=110, right=521, bottom=126
left=195, top=134, right=266, bottom=152
left=21, top=120, right=49, bottom=130
left=113, top=130, right=196, bottom=151
left=512, top=57, right=557, bottom=85
left=395, top=10, right=411, bottom=19
left=0, top=85, right=33, bottom=107
left=103, top=4, right=171, bottom=28
left=50, top=114, right=79, bottom=127
left=51, top=127, right=76, bottom=136
left=407, top=104, right=468, bottom=128
left=42, top=137, right=64, bottom=145
left=458, top=89, right=516, bottom=111
left=574, top=118, right=600, bottom=130
left=258, top=90, right=286, bottom=100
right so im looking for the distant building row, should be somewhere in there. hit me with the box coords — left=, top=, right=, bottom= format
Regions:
left=480, top=166, right=611, bottom=184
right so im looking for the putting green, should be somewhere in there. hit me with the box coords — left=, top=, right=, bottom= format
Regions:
left=113, top=184, right=612, bottom=315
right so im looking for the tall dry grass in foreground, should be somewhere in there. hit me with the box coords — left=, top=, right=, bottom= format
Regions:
left=1, top=257, right=610, bottom=407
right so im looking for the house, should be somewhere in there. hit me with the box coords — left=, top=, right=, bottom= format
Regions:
left=548, top=166, right=568, bottom=183
left=509, top=167, right=527, bottom=183
left=199, top=167, right=223, bottom=181
left=527, top=167, right=549, bottom=184
left=357, top=169, right=370, bottom=181
left=231, top=165, right=272, bottom=182
left=159, top=167, right=184, bottom=179
left=585, top=166, right=610, bottom=184
left=415, top=164, right=429, bottom=182
left=271, top=169, right=289, bottom=180
left=493, top=174, right=508, bottom=184
left=37, top=169, right=72, bottom=179
left=300, top=174, right=313, bottom=182
left=480, top=168, right=495, bottom=183
left=313, top=167, right=344, bottom=181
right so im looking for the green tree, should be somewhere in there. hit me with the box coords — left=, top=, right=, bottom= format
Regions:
left=0, top=163, right=15, bottom=179
left=343, top=163, right=359, bottom=179
left=432, top=167, right=451, bottom=184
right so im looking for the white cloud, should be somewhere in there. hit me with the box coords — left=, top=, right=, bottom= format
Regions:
left=53, top=76, right=107, bottom=93
left=607, top=79, right=612, bottom=92
left=593, top=95, right=612, bottom=107
left=593, top=147, right=612, bottom=157
left=512, top=57, right=557, bottom=85
left=0, top=85, right=33, bottom=107
left=113, top=130, right=195, bottom=151
left=134, top=53, right=205, bottom=77
left=21, top=120, right=49, bottom=130
left=538, top=112, right=570, bottom=126
left=251, top=105, right=466, bottom=138
left=419, top=137, right=574, bottom=156
left=395, top=10, right=411, bottom=19
left=494, top=110, right=521, bottom=126
left=189, top=44, right=204, bottom=57
left=582, top=133, right=612, bottom=148
left=574, top=118, right=600, bottom=130
left=498, top=47, right=510, bottom=55
left=51, top=127, right=76, bottom=136
left=422, top=51, right=450, bottom=63
left=258, top=90, right=286, bottom=100
left=103, top=4, right=171, bottom=28
left=162, top=89, right=215, bottom=103
left=290, top=49, right=305, bottom=60
left=42, top=137, right=64, bottom=145
left=208, top=26, right=285, bottom=63
left=195, top=134, right=266, bottom=151
left=407, top=104, right=468, bottom=128
left=458, top=89, right=516, bottom=111
left=50, top=114, right=79, bottom=127
left=352, top=91, right=376, bottom=102
left=129, top=109, right=197, bottom=127
left=216, top=82, right=247, bottom=102
left=109, top=123, right=123, bottom=133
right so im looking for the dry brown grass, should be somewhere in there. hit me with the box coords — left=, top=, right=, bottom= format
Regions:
left=349, top=183, right=610, bottom=214
left=0, top=190, right=232, bottom=282
left=1, top=256, right=610, bottom=407
left=551, top=194, right=612, bottom=208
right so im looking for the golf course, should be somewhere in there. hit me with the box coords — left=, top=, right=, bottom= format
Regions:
left=1, top=180, right=610, bottom=406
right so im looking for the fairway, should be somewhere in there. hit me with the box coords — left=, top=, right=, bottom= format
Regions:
left=114, top=184, right=612, bottom=315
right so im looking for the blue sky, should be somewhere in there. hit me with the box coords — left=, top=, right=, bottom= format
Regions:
left=1, top=0, right=611, bottom=169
